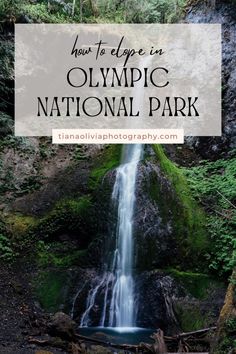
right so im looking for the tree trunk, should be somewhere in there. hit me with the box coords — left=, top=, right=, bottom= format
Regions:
left=210, top=269, right=236, bottom=353
left=80, top=0, right=82, bottom=22
left=72, top=0, right=76, bottom=17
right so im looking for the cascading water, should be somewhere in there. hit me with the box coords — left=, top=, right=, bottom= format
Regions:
left=107, top=144, right=143, bottom=327
left=79, top=56, right=151, bottom=328
left=79, top=144, right=142, bottom=328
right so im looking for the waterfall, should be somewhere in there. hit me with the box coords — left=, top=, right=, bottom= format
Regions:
left=79, top=56, right=151, bottom=328
left=107, top=144, right=143, bottom=327
left=79, top=145, right=142, bottom=327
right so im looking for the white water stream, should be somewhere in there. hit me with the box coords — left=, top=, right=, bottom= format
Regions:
left=80, top=56, right=151, bottom=328
left=80, top=144, right=142, bottom=327
left=107, top=144, right=143, bottom=327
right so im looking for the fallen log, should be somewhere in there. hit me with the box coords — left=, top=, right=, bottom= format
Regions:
left=28, top=336, right=69, bottom=350
left=75, top=334, right=143, bottom=351
left=176, top=327, right=217, bottom=339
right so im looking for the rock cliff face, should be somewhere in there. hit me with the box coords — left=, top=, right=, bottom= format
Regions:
left=185, top=1, right=236, bottom=158
left=134, top=160, right=177, bottom=270
left=0, top=137, right=225, bottom=334
left=66, top=145, right=224, bottom=334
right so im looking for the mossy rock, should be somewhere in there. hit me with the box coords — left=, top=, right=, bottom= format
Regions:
left=33, top=269, right=71, bottom=313
left=167, top=269, right=224, bottom=299
left=6, top=214, right=37, bottom=238
left=37, top=241, right=88, bottom=268
left=89, top=145, right=122, bottom=190
left=34, top=196, right=92, bottom=240
left=151, top=144, right=208, bottom=268
left=175, top=302, right=207, bottom=332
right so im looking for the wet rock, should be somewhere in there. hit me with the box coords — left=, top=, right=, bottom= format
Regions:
left=48, top=312, right=76, bottom=340
left=17, top=14, right=33, bottom=24
left=10, top=280, right=23, bottom=295
left=134, top=160, right=179, bottom=269
left=136, top=270, right=225, bottom=335
left=136, top=271, right=182, bottom=333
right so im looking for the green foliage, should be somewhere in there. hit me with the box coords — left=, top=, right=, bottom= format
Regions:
left=89, top=145, right=122, bottom=190
left=0, top=161, right=15, bottom=193
left=4, top=197, right=92, bottom=257
left=0, top=112, right=13, bottom=136
left=37, top=240, right=87, bottom=268
left=226, top=317, right=236, bottom=332
left=96, top=0, right=187, bottom=23
left=21, top=3, right=71, bottom=23
left=183, top=155, right=236, bottom=209
left=184, top=154, right=236, bottom=275
left=168, top=269, right=224, bottom=299
left=214, top=327, right=236, bottom=354
left=0, top=136, right=33, bottom=151
left=0, top=218, right=16, bottom=261
left=175, top=303, right=207, bottom=332
left=0, top=0, right=22, bottom=18
left=34, top=270, right=68, bottom=312
left=0, top=0, right=188, bottom=24
left=152, top=145, right=207, bottom=264
left=73, top=145, right=87, bottom=161
left=0, top=40, right=14, bottom=111
left=35, top=196, right=92, bottom=238
left=0, top=40, right=14, bottom=79
left=0, top=233, right=15, bottom=261
left=18, top=175, right=44, bottom=195
left=7, top=214, right=37, bottom=237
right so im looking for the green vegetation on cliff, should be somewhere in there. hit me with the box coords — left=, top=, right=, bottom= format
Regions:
left=34, top=196, right=92, bottom=239
left=37, top=241, right=87, bottom=268
left=168, top=269, right=224, bottom=300
left=34, top=270, right=69, bottom=312
left=184, top=154, right=236, bottom=275
left=152, top=145, right=207, bottom=267
left=89, top=145, right=122, bottom=190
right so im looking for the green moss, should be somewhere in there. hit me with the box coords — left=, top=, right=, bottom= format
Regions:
left=73, top=145, right=87, bottom=161
left=175, top=303, right=206, bottom=332
left=89, top=145, right=122, bottom=190
left=152, top=145, right=208, bottom=266
left=37, top=241, right=87, bottom=268
left=226, top=317, right=236, bottom=333
left=36, top=195, right=92, bottom=238
left=168, top=269, right=224, bottom=299
left=34, top=270, right=68, bottom=312
left=214, top=335, right=236, bottom=354
left=6, top=214, right=38, bottom=237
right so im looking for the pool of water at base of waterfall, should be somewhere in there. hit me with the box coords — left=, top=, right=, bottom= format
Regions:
left=78, top=327, right=156, bottom=345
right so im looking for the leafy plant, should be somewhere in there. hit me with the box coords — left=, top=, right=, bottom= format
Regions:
left=37, top=240, right=87, bottom=268
left=0, top=234, right=15, bottom=261
left=96, top=0, right=187, bottom=23
left=21, top=3, right=70, bottom=23
left=0, top=112, right=13, bottom=137
left=184, top=154, right=236, bottom=275
left=0, top=0, right=22, bottom=18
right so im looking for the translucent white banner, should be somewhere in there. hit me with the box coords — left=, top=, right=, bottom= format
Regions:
left=15, top=24, right=221, bottom=137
